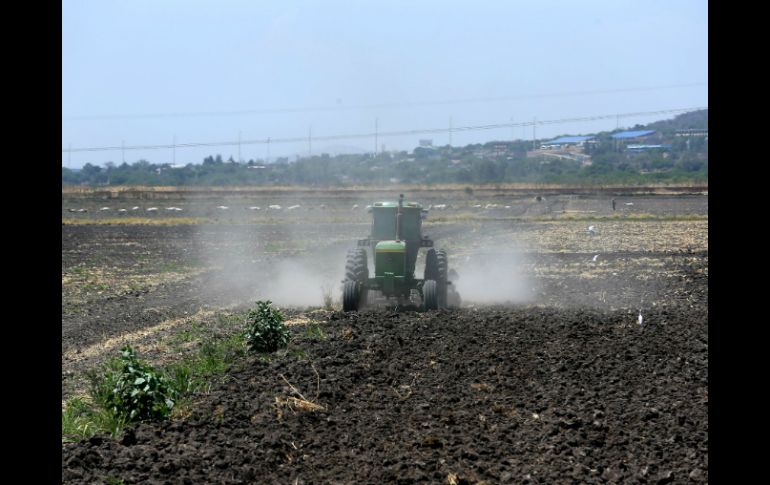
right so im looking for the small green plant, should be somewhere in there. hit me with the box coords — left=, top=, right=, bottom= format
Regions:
left=289, top=348, right=308, bottom=359
left=321, top=284, right=334, bottom=310
left=244, top=300, right=291, bottom=353
left=91, top=345, right=177, bottom=423
left=62, top=397, right=125, bottom=442
left=305, top=323, right=327, bottom=340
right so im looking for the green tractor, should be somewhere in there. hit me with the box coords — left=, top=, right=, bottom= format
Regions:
left=342, top=194, right=460, bottom=311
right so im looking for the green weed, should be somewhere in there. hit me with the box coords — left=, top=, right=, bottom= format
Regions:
left=244, top=301, right=291, bottom=353
left=90, top=346, right=177, bottom=423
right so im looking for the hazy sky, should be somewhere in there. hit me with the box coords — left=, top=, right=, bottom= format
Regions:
left=62, top=0, right=707, bottom=167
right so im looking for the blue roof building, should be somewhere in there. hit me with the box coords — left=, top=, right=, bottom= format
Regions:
left=611, top=130, right=656, bottom=140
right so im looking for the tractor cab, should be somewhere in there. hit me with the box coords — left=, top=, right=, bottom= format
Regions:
left=358, top=196, right=433, bottom=280
left=369, top=200, right=423, bottom=242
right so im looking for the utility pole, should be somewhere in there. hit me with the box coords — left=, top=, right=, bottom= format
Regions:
left=121, top=140, right=125, bottom=164
left=533, top=117, right=537, bottom=150
left=375, top=117, right=378, bottom=156
left=238, top=131, right=242, bottom=163
left=308, top=125, right=312, bottom=156
left=267, top=137, right=271, bottom=162
left=511, top=117, right=515, bottom=142
left=449, top=116, right=453, bottom=146
left=173, top=135, right=176, bottom=165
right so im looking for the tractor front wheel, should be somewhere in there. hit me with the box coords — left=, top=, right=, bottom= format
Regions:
left=423, top=279, right=438, bottom=310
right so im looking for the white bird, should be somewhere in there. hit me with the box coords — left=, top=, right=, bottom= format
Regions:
left=625, top=202, right=634, bottom=206
left=287, top=205, right=301, bottom=210
left=118, top=208, right=127, bottom=213
left=434, top=204, right=447, bottom=210
left=99, top=207, right=110, bottom=211
left=587, top=225, right=596, bottom=235
left=67, top=208, right=76, bottom=212
left=638, top=312, right=644, bottom=325
left=352, top=204, right=359, bottom=209
left=165, top=207, right=177, bottom=211
left=472, top=204, right=482, bottom=208
left=505, top=205, right=511, bottom=209
left=269, top=204, right=282, bottom=210
left=77, top=208, right=87, bottom=213
left=131, top=206, right=140, bottom=211
left=216, top=206, right=229, bottom=210
left=592, top=254, right=599, bottom=262
left=248, top=206, right=260, bottom=210
left=146, top=207, right=158, bottom=212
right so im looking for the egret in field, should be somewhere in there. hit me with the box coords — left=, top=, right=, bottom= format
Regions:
left=592, top=254, right=599, bottom=262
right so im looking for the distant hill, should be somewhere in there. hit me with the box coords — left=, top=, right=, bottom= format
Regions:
left=639, top=109, right=708, bottom=134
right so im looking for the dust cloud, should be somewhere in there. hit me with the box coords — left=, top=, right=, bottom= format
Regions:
left=192, top=208, right=349, bottom=309
left=452, top=252, right=535, bottom=305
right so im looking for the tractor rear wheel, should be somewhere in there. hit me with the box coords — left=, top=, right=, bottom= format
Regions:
left=343, top=280, right=361, bottom=312
left=345, top=248, right=369, bottom=284
left=424, top=248, right=438, bottom=280
left=423, top=279, right=438, bottom=310
left=436, top=249, right=448, bottom=308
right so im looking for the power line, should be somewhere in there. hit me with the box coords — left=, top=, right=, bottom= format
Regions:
left=62, top=82, right=707, bottom=121
left=62, top=106, right=706, bottom=155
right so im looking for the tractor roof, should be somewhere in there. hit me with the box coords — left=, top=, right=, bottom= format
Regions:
left=373, top=201, right=423, bottom=209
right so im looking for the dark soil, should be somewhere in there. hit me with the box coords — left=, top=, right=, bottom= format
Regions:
left=62, top=260, right=707, bottom=484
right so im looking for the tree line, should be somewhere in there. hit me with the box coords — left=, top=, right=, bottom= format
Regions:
left=63, top=111, right=707, bottom=186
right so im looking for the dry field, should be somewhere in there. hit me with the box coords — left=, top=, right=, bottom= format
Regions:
left=62, top=190, right=707, bottom=483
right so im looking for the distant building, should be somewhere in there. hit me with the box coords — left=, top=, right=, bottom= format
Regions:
left=541, top=135, right=594, bottom=151
left=675, top=129, right=708, bottom=138
left=626, top=144, right=671, bottom=153
left=611, top=130, right=656, bottom=142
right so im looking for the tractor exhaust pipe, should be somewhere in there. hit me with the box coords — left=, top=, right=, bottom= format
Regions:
left=396, top=194, right=404, bottom=241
